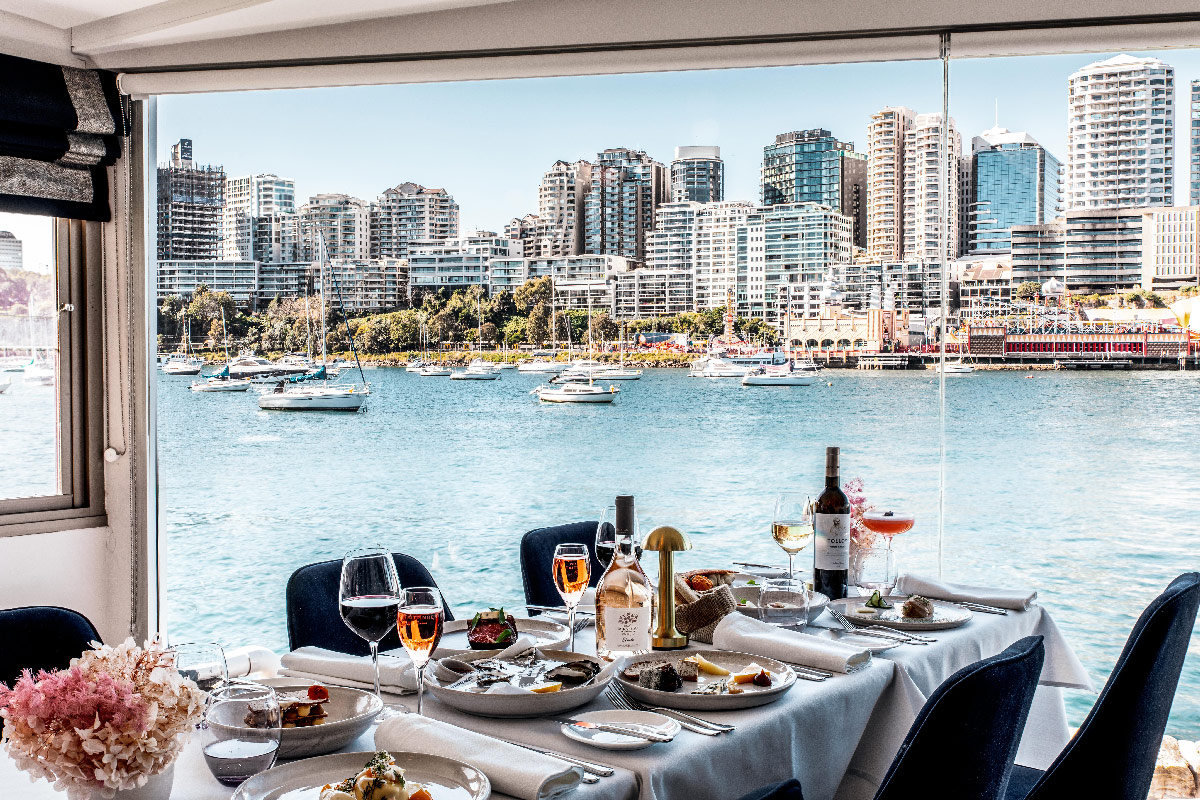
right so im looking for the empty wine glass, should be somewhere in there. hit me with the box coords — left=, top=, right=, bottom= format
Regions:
left=772, top=493, right=814, bottom=581
left=201, top=683, right=281, bottom=786
left=596, top=504, right=642, bottom=568
left=172, top=642, right=228, bottom=694
left=553, top=543, right=591, bottom=652
left=397, top=587, right=444, bottom=716
left=339, top=546, right=401, bottom=717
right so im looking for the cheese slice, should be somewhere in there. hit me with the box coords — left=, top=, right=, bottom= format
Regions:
left=689, top=654, right=731, bottom=676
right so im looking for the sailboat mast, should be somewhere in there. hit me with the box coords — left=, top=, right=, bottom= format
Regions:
left=304, top=294, right=313, bottom=361
left=220, top=307, right=231, bottom=363
left=319, top=259, right=328, bottom=366
left=549, top=277, right=556, bottom=353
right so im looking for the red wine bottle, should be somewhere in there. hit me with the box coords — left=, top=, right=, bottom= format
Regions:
left=813, top=446, right=850, bottom=600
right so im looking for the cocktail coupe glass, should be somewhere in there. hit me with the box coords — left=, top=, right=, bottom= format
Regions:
left=859, top=510, right=915, bottom=595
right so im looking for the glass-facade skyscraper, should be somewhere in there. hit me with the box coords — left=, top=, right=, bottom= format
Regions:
left=670, top=146, right=723, bottom=203
left=967, top=127, right=1061, bottom=255
left=1191, top=80, right=1200, bottom=206
left=760, top=130, right=866, bottom=248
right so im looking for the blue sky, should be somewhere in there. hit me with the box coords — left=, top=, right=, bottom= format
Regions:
left=5, top=48, right=1200, bottom=272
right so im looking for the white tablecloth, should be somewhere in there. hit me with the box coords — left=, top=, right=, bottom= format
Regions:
left=0, top=605, right=1091, bottom=800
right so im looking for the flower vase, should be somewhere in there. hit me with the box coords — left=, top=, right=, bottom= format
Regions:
left=112, top=764, right=175, bottom=800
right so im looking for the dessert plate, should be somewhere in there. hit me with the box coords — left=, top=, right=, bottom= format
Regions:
left=435, top=616, right=570, bottom=656
left=617, top=650, right=796, bottom=711
left=232, top=751, right=489, bottom=800
left=828, top=596, right=972, bottom=631
left=559, top=709, right=680, bottom=751
left=251, top=679, right=382, bottom=758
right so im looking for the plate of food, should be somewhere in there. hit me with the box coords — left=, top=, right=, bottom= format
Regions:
left=252, top=679, right=383, bottom=759
left=434, top=608, right=570, bottom=655
left=617, top=650, right=796, bottom=710
left=730, top=587, right=829, bottom=624
left=828, top=595, right=972, bottom=631
left=427, top=647, right=615, bottom=718
left=232, top=750, right=489, bottom=800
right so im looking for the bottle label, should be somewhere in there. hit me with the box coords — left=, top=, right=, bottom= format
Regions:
left=602, top=606, right=650, bottom=653
left=814, top=513, right=851, bottom=570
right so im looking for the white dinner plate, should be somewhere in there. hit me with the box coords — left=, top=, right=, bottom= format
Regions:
left=618, top=650, right=796, bottom=711
left=802, top=627, right=899, bottom=653
left=427, top=649, right=613, bottom=718
left=828, top=596, right=973, bottom=631
left=559, top=709, right=681, bottom=751
left=232, top=750, right=490, bottom=800
left=435, top=616, right=570, bottom=656
left=731, top=586, right=829, bottom=624
left=250, top=679, right=382, bottom=759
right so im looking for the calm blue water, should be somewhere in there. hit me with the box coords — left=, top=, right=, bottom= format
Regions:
left=154, top=367, right=1200, bottom=734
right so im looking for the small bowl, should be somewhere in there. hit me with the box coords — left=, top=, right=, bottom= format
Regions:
left=255, top=678, right=382, bottom=758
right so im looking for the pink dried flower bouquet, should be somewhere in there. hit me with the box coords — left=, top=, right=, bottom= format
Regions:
left=0, top=639, right=204, bottom=799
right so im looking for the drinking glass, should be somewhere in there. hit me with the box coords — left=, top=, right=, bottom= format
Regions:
left=339, top=546, right=401, bottom=717
left=172, top=642, right=228, bottom=694
left=397, top=587, right=444, bottom=716
left=860, top=511, right=914, bottom=595
left=553, top=543, right=591, bottom=651
left=759, top=578, right=810, bottom=629
left=596, top=504, right=642, bottom=568
left=201, top=683, right=281, bottom=786
left=772, top=493, right=814, bottom=580
left=854, top=546, right=897, bottom=596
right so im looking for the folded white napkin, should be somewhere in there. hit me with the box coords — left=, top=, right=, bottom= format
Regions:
left=279, top=647, right=457, bottom=693
left=224, top=645, right=279, bottom=679
left=376, top=714, right=582, bottom=800
left=894, top=574, right=1037, bottom=611
left=712, top=612, right=872, bottom=674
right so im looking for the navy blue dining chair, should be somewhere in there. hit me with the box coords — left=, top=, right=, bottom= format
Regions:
left=519, top=521, right=605, bottom=608
left=285, top=553, right=454, bottom=656
left=736, top=635, right=1046, bottom=800
left=0, top=606, right=101, bottom=687
left=1005, top=572, right=1200, bottom=800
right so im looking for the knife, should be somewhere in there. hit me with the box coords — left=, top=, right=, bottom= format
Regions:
left=553, top=717, right=675, bottom=742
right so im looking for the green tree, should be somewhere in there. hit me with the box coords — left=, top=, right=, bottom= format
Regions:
left=527, top=302, right=550, bottom=344
left=480, top=321, right=498, bottom=344
left=501, top=317, right=526, bottom=347
left=514, top=276, right=552, bottom=313
left=592, top=311, right=619, bottom=343
left=1015, top=281, right=1040, bottom=300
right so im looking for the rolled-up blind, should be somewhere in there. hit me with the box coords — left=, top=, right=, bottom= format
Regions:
left=0, top=53, right=125, bottom=222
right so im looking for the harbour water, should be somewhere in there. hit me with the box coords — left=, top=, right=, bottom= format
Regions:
left=154, top=366, right=1200, bottom=733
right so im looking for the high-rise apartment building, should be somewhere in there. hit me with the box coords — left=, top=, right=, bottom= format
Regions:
left=693, top=201, right=756, bottom=311
left=1066, top=54, right=1175, bottom=210
left=1140, top=206, right=1200, bottom=290
left=0, top=231, right=22, bottom=272
left=902, top=113, right=963, bottom=261
left=1011, top=209, right=1143, bottom=293
left=670, top=146, right=724, bottom=203
left=407, top=232, right=517, bottom=292
left=967, top=127, right=1061, bottom=254
left=583, top=148, right=668, bottom=261
left=867, top=107, right=914, bottom=261
left=157, top=139, right=225, bottom=261
left=1191, top=80, right=1200, bottom=206
left=646, top=202, right=701, bottom=271
left=222, top=173, right=296, bottom=260
left=369, top=182, right=459, bottom=260
left=761, top=130, right=866, bottom=247
left=298, top=194, right=371, bottom=262
left=507, top=160, right=593, bottom=259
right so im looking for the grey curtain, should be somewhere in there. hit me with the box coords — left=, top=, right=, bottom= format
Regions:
left=0, top=53, right=125, bottom=221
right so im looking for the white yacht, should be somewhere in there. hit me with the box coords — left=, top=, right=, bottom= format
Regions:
left=594, top=367, right=642, bottom=380
left=258, top=383, right=367, bottom=411
left=690, top=356, right=751, bottom=378
left=517, top=359, right=567, bottom=374
left=938, top=358, right=976, bottom=374
left=190, top=376, right=251, bottom=392
left=742, top=363, right=816, bottom=386
left=532, top=381, right=619, bottom=403
left=450, top=360, right=501, bottom=380
left=225, top=353, right=308, bottom=380
left=561, top=358, right=607, bottom=379
left=161, top=353, right=203, bottom=376
left=23, top=358, right=56, bottom=385
left=415, top=364, right=452, bottom=377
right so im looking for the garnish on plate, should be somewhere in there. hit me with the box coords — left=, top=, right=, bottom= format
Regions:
left=319, top=750, right=432, bottom=800
left=467, top=607, right=519, bottom=650
left=864, top=591, right=893, bottom=610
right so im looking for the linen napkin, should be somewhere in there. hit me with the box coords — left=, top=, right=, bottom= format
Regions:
left=376, top=714, right=582, bottom=800
left=894, top=573, right=1037, bottom=611
left=279, top=647, right=458, bottom=692
left=712, top=612, right=871, bottom=674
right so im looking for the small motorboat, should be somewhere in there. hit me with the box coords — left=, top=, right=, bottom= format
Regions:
left=258, top=383, right=368, bottom=411
left=690, top=357, right=751, bottom=378
left=594, top=368, right=642, bottom=380
left=532, top=381, right=619, bottom=403
left=450, top=360, right=501, bottom=380
left=938, top=358, right=975, bottom=374
left=517, top=359, right=567, bottom=374
left=161, top=355, right=202, bottom=376
left=190, top=376, right=252, bottom=392
left=495, top=362, right=518, bottom=370
left=742, top=364, right=816, bottom=386
left=416, top=365, right=453, bottom=377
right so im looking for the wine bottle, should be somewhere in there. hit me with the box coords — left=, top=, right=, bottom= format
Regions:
left=595, top=495, right=653, bottom=661
left=813, top=446, right=851, bottom=600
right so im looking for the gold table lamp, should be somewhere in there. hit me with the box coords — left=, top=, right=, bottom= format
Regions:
left=642, top=525, right=692, bottom=650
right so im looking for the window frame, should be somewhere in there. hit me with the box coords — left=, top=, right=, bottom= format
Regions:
left=0, top=218, right=107, bottom=536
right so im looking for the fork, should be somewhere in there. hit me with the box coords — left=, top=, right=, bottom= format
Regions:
left=828, top=610, right=929, bottom=644
left=606, top=688, right=723, bottom=736
left=608, top=684, right=734, bottom=733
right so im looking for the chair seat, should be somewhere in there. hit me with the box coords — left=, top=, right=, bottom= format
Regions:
left=1004, top=765, right=1045, bottom=800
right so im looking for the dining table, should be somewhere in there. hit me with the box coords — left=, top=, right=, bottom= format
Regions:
left=0, top=601, right=1093, bottom=800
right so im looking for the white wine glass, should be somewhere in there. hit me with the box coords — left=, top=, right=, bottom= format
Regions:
left=553, top=543, right=591, bottom=652
left=772, top=493, right=814, bottom=581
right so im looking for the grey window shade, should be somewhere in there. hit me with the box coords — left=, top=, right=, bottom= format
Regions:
left=0, top=53, right=125, bottom=222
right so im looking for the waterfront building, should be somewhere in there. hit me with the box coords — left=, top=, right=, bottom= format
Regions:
left=1140, top=206, right=1200, bottom=290
left=693, top=201, right=756, bottom=312
left=408, top=232, right=518, bottom=292
left=670, top=146, right=724, bottom=203
left=369, top=182, right=459, bottom=260
left=835, top=259, right=945, bottom=312
left=967, top=127, right=1062, bottom=255
left=222, top=173, right=296, bottom=261
left=867, top=107, right=914, bottom=261
left=255, top=261, right=312, bottom=307
left=487, top=255, right=631, bottom=312
left=298, top=194, right=371, bottom=262
left=583, top=148, right=668, bottom=261
left=529, top=159, right=593, bottom=258
left=156, top=259, right=258, bottom=308
left=761, top=130, right=866, bottom=248
left=736, top=203, right=854, bottom=325
left=1010, top=209, right=1143, bottom=293
left=321, top=259, right=408, bottom=312
left=504, top=215, right=546, bottom=261
left=903, top=113, right=964, bottom=261
left=612, top=269, right=694, bottom=319
left=1192, top=81, right=1200, bottom=206
left=646, top=202, right=701, bottom=272
left=157, top=139, right=225, bottom=261
left=956, top=258, right=1014, bottom=311
left=251, top=213, right=301, bottom=264
left=0, top=231, right=21, bottom=271
left=1066, top=54, right=1175, bottom=210
left=782, top=307, right=914, bottom=352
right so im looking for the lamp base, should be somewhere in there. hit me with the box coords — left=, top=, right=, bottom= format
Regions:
left=651, top=635, right=689, bottom=650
